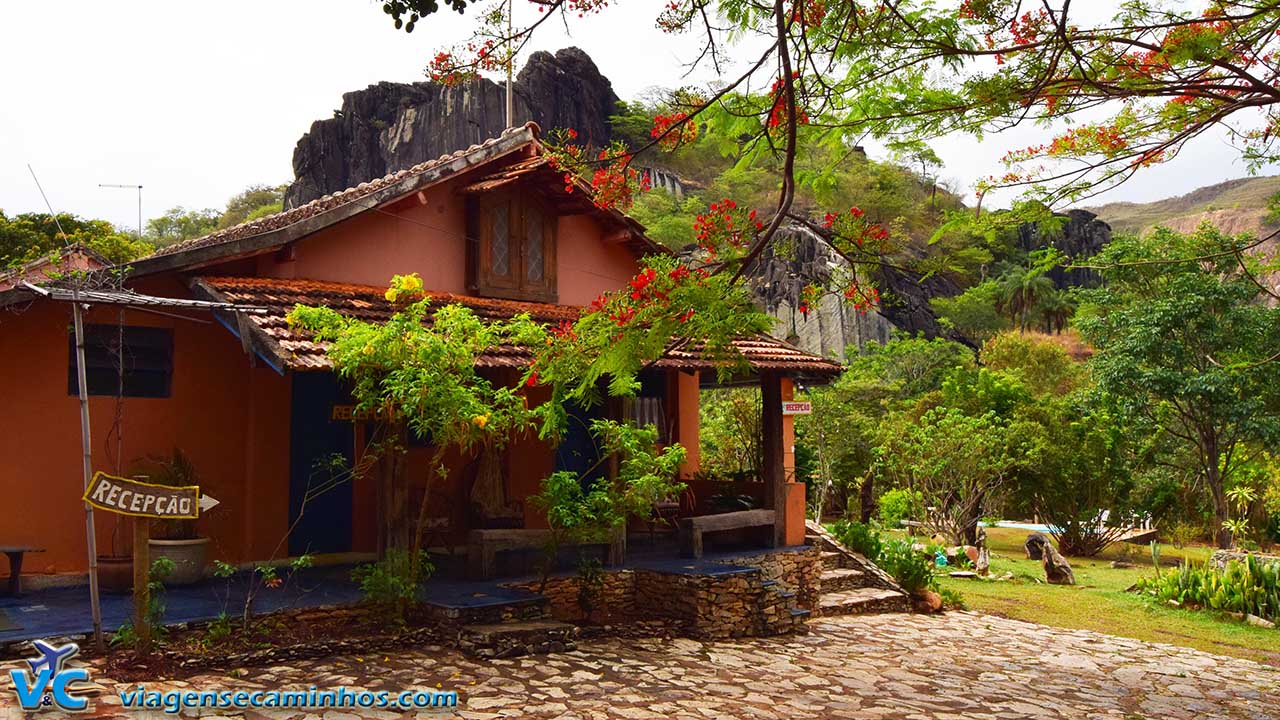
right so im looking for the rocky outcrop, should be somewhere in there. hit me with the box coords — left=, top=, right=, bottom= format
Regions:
left=744, top=224, right=968, bottom=360
left=1018, top=209, right=1111, bottom=289
left=284, top=48, right=619, bottom=208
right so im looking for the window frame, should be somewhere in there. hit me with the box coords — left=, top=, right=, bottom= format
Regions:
left=68, top=324, right=174, bottom=399
left=469, top=191, right=558, bottom=302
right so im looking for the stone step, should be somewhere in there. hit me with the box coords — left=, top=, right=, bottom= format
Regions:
left=820, top=567, right=867, bottom=593
left=456, top=619, right=580, bottom=659
left=821, top=551, right=846, bottom=570
left=817, top=588, right=912, bottom=617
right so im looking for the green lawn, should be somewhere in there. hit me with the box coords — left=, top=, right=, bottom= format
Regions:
left=902, top=527, right=1280, bottom=666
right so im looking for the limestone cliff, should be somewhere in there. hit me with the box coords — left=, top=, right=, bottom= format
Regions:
left=284, top=48, right=619, bottom=208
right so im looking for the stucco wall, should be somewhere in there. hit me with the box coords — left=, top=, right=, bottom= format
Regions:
left=253, top=178, right=641, bottom=307
left=0, top=274, right=292, bottom=575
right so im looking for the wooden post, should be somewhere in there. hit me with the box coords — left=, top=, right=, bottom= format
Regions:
left=760, top=372, right=786, bottom=546
left=71, top=301, right=105, bottom=652
left=132, top=517, right=151, bottom=654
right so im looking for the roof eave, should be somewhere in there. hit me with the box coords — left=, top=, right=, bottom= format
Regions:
left=124, top=125, right=542, bottom=279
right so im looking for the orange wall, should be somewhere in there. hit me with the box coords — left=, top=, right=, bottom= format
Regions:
left=254, top=178, right=641, bottom=306
left=0, top=274, right=292, bottom=575
left=259, top=179, right=469, bottom=292
left=556, top=214, right=641, bottom=306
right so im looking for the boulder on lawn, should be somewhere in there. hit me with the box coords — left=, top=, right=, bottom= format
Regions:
left=1024, top=532, right=1051, bottom=560
left=912, top=590, right=943, bottom=613
left=1042, top=543, right=1076, bottom=585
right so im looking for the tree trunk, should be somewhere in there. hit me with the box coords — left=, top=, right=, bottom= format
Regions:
left=859, top=475, right=875, bottom=524
left=1206, top=453, right=1232, bottom=549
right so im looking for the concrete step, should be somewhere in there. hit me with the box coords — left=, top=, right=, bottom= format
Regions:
left=817, top=587, right=912, bottom=617
left=820, top=550, right=845, bottom=570
left=820, top=567, right=867, bottom=593
left=456, top=619, right=579, bottom=659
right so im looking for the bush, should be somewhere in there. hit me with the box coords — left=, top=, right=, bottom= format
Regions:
left=352, top=549, right=433, bottom=622
left=831, top=520, right=883, bottom=561
left=1134, top=556, right=1280, bottom=623
left=877, top=539, right=936, bottom=595
left=877, top=488, right=924, bottom=529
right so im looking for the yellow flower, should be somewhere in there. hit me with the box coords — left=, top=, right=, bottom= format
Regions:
left=384, top=288, right=398, bottom=302
left=472, top=414, right=489, bottom=429
left=363, top=344, right=375, bottom=356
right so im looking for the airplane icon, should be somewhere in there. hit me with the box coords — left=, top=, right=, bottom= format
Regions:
left=26, top=639, right=79, bottom=676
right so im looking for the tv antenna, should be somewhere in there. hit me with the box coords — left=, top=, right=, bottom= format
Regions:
left=99, top=183, right=143, bottom=237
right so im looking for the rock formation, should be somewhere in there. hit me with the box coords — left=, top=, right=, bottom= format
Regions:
left=1041, top=543, right=1076, bottom=585
left=745, top=224, right=895, bottom=362
left=284, top=48, right=619, bottom=208
left=1024, top=532, right=1051, bottom=560
left=1017, top=209, right=1111, bottom=289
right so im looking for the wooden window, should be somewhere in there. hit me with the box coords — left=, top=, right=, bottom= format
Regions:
left=470, top=193, right=557, bottom=302
left=68, top=325, right=173, bottom=398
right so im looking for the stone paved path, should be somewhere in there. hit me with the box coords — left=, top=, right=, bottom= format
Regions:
left=3, top=611, right=1276, bottom=719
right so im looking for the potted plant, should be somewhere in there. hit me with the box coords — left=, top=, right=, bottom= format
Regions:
left=140, top=449, right=211, bottom=585
left=96, top=531, right=133, bottom=593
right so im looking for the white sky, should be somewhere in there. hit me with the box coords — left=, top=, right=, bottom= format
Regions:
left=1, top=1, right=1273, bottom=231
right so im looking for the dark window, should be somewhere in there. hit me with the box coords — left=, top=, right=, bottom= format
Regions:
left=469, top=193, right=557, bottom=302
left=68, top=325, right=173, bottom=398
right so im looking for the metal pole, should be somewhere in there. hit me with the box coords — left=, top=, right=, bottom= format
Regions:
left=72, top=301, right=105, bottom=652
left=505, top=0, right=513, bottom=127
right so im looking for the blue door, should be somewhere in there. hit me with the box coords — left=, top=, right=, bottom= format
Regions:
left=288, top=372, right=355, bottom=556
left=555, top=400, right=606, bottom=487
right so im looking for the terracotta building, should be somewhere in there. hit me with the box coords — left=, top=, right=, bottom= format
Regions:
left=0, top=124, right=841, bottom=582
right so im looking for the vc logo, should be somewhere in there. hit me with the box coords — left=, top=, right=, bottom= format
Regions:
left=8, top=639, right=91, bottom=712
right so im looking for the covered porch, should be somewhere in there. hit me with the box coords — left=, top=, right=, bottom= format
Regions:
left=195, top=275, right=842, bottom=579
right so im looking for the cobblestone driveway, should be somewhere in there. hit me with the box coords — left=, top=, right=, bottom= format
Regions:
left=5, top=611, right=1277, bottom=719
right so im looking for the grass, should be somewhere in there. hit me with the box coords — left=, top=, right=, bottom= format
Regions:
left=894, top=527, right=1280, bottom=666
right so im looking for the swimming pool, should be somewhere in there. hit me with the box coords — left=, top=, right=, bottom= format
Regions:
left=984, top=521, right=1058, bottom=534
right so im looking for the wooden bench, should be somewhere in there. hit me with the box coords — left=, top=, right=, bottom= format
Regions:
left=467, top=529, right=623, bottom=580
left=678, top=509, right=776, bottom=559
left=1, top=546, right=45, bottom=595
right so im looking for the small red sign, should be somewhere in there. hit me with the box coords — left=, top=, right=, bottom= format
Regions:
left=782, top=401, right=812, bottom=415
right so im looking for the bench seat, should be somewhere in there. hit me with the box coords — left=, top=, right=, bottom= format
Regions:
left=467, top=529, right=622, bottom=580
left=1, top=546, right=45, bottom=596
left=678, top=509, right=776, bottom=558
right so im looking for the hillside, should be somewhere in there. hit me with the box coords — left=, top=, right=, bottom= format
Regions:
left=1083, top=175, right=1280, bottom=236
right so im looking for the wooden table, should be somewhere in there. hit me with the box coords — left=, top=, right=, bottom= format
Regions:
left=1, top=546, right=45, bottom=595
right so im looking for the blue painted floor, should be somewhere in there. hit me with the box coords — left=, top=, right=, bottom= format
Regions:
left=0, top=542, right=801, bottom=646
left=0, top=564, right=363, bottom=645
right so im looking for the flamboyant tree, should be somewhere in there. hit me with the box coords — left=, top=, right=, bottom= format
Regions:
left=370, top=0, right=1280, bottom=307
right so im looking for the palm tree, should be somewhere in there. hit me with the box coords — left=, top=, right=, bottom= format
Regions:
left=996, top=267, right=1056, bottom=332
left=1038, top=290, right=1077, bottom=334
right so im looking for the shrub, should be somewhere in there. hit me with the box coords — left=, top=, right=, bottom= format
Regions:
left=1134, top=556, right=1280, bottom=623
left=877, top=539, right=936, bottom=595
left=937, top=586, right=967, bottom=610
left=353, top=549, right=433, bottom=623
left=877, top=488, right=924, bottom=529
left=831, top=520, right=883, bottom=561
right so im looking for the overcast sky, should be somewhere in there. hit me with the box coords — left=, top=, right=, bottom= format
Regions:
left=1, top=1, right=1273, bottom=232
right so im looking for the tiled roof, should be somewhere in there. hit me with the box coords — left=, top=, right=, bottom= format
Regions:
left=130, top=125, right=544, bottom=274
left=129, top=123, right=665, bottom=275
left=459, top=156, right=667, bottom=258
left=194, top=276, right=843, bottom=377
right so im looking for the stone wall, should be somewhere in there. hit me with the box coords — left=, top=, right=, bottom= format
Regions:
left=504, top=570, right=637, bottom=622
left=502, top=548, right=820, bottom=638
left=1209, top=550, right=1280, bottom=570
left=633, top=569, right=762, bottom=639
left=706, top=546, right=822, bottom=610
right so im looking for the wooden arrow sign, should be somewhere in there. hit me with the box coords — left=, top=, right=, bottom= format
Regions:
left=83, top=471, right=218, bottom=519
